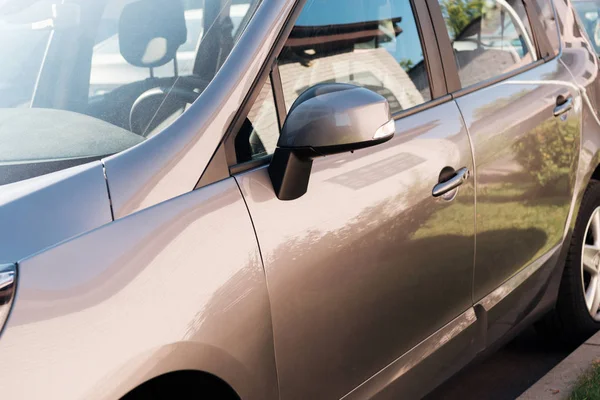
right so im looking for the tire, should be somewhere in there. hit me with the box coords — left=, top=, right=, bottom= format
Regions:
left=536, top=180, right=600, bottom=344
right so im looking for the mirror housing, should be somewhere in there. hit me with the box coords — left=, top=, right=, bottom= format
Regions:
left=269, top=83, right=395, bottom=200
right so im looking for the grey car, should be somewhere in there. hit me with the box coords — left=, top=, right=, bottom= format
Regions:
left=0, top=0, right=599, bottom=398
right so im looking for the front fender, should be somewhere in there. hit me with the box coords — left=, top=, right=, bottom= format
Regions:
left=0, top=178, right=277, bottom=400
left=91, top=341, right=257, bottom=399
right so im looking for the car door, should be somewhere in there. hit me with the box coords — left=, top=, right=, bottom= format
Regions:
left=430, top=0, right=581, bottom=337
left=231, top=1, right=478, bottom=398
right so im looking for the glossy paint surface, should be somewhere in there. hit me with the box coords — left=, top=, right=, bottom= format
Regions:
left=4, top=0, right=600, bottom=399
left=343, top=308, right=479, bottom=400
left=0, top=178, right=277, bottom=400
left=0, top=162, right=111, bottom=264
left=555, top=0, right=600, bottom=229
left=455, top=59, right=582, bottom=302
left=236, top=101, right=476, bottom=399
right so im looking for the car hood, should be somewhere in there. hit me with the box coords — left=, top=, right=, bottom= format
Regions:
left=0, top=108, right=144, bottom=185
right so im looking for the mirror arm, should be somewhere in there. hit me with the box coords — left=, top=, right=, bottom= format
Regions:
left=268, top=148, right=314, bottom=201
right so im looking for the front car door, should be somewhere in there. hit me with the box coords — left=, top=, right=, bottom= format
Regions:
left=430, top=0, right=583, bottom=341
left=231, top=1, right=478, bottom=398
left=0, top=1, right=282, bottom=398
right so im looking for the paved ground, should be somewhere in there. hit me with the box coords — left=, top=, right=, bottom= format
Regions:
left=425, top=327, right=581, bottom=400
left=519, top=330, right=600, bottom=399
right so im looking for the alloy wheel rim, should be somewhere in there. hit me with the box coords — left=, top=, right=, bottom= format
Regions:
left=582, top=207, right=600, bottom=321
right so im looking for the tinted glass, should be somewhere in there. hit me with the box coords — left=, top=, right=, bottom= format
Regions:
left=239, top=80, right=280, bottom=161
left=438, top=0, right=538, bottom=88
left=574, top=1, right=600, bottom=53
left=278, top=0, right=431, bottom=115
left=0, top=0, right=258, bottom=186
left=90, top=2, right=251, bottom=96
left=0, top=1, right=53, bottom=108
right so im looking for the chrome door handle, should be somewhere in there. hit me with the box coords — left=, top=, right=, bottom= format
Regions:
left=554, top=96, right=573, bottom=117
left=432, top=167, right=470, bottom=197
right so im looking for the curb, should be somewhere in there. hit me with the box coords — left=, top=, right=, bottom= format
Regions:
left=518, top=330, right=600, bottom=399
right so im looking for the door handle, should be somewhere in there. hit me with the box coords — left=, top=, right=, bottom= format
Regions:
left=554, top=96, right=573, bottom=117
left=432, top=167, right=470, bottom=198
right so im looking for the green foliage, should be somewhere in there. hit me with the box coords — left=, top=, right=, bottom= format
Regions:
left=399, top=58, right=414, bottom=72
left=440, top=0, right=485, bottom=38
left=570, top=361, right=600, bottom=400
left=513, top=118, right=578, bottom=188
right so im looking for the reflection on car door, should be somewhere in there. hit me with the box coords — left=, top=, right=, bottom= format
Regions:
left=233, top=1, right=481, bottom=397
left=458, top=62, right=580, bottom=301
left=433, top=0, right=582, bottom=342
left=236, top=102, right=476, bottom=399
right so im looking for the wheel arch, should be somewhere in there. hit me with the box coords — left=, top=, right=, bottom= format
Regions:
left=122, top=369, right=240, bottom=399
left=591, top=164, right=600, bottom=182
left=92, top=341, right=256, bottom=400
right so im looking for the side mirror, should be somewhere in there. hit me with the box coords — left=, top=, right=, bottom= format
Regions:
left=268, top=83, right=395, bottom=200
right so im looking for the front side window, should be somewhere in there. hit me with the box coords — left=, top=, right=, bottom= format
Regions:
left=0, top=0, right=259, bottom=185
left=278, top=0, right=432, bottom=115
left=238, top=0, right=433, bottom=162
left=438, top=0, right=538, bottom=88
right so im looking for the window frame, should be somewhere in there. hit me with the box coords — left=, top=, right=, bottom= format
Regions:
left=428, top=0, right=557, bottom=98
left=221, top=0, right=451, bottom=175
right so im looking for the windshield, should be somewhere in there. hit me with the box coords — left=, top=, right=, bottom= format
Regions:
left=574, top=0, right=600, bottom=53
left=0, top=1, right=52, bottom=107
left=0, top=0, right=259, bottom=185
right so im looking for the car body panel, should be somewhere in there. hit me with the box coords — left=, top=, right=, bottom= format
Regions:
left=236, top=101, right=476, bottom=399
left=454, top=59, right=582, bottom=302
left=343, top=308, right=480, bottom=400
left=0, top=161, right=111, bottom=264
left=2, top=0, right=600, bottom=398
left=0, top=177, right=278, bottom=400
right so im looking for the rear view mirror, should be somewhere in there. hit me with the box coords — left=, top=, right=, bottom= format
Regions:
left=269, top=83, right=395, bottom=200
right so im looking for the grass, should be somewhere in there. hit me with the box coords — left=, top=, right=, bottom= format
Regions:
left=570, top=361, right=600, bottom=400
left=412, top=182, right=568, bottom=245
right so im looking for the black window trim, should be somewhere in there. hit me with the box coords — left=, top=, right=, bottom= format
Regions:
left=222, top=0, right=451, bottom=176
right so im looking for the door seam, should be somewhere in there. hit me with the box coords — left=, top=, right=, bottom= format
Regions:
left=233, top=176, right=282, bottom=400
left=101, top=160, right=115, bottom=221
left=454, top=101, right=477, bottom=306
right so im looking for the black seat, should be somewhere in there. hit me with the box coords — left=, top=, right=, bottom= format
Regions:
left=129, top=75, right=209, bottom=136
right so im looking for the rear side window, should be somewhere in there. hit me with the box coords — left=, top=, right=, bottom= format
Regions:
left=438, top=0, right=538, bottom=88
left=573, top=0, right=600, bottom=53
left=277, top=0, right=432, bottom=115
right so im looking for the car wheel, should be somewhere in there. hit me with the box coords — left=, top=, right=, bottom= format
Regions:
left=537, top=180, right=600, bottom=343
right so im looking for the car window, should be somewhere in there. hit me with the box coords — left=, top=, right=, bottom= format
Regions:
left=438, top=0, right=538, bottom=88
left=573, top=0, right=600, bottom=53
left=238, top=0, right=433, bottom=162
left=0, top=1, right=53, bottom=108
left=237, top=79, right=280, bottom=162
left=0, top=0, right=259, bottom=186
left=90, top=2, right=251, bottom=96
left=279, top=0, right=431, bottom=115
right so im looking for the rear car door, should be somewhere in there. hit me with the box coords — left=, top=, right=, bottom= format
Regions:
left=431, top=0, right=581, bottom=340
left=231, top=1, right=478, bottom=398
